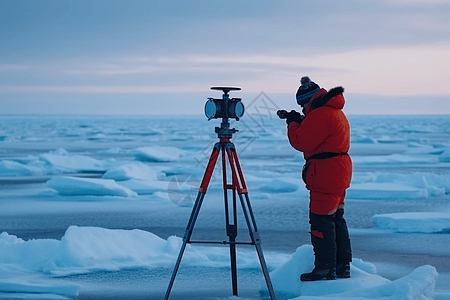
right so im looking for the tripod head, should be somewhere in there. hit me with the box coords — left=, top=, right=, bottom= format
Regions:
left=205, top=87, right=245, bottom=139
left=210, top=86, right=241, bottom=94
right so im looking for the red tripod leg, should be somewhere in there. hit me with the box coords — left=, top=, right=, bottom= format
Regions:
left=165, top=141, right=277, bottom=300
left=225, top=147, right=247, bottom=194
left=164, top=144, right=220, bottom=300
left=198, top=147, right=220, bottom=193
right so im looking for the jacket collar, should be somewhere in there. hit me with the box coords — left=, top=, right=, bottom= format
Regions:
left=303, top=87, right=345, bottom=115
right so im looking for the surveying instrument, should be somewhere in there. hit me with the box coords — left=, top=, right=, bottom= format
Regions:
left=164, top=87, right=277, bottom=300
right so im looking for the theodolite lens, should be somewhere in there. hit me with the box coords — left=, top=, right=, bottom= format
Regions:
left=234, top=101, right=245, bottom=118
left=204, top=98, right=245, bottom=120
left=205, top=99, right=221, bottom=119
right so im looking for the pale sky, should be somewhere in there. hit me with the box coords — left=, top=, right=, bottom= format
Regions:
left=1, top=0, right=450, bottom=115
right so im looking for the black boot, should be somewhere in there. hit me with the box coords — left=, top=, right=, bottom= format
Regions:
left=335, top=209, right=352, bottom=278
left=301, top=267, right=336, bottom=281
left=310, top=213, right=337, bottom=267
left=336, top=263, right=351, bottom=278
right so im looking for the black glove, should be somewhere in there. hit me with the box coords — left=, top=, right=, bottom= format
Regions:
left=276, top=110, right=287, bottom=118
left=285, top=110, right=303, bottom=125
left=277, top=109, right=304, bottom=124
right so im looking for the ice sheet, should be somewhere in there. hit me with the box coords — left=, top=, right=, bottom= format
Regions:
left=0, top=226, right=439, bottom=300
left=1, top=115, right=450, bottom=298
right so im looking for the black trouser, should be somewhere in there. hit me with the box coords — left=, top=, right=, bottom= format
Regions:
left=309, top=209, right=352, bottom=270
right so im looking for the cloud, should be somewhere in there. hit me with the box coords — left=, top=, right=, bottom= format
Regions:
left=1, top=0, right=450, bottom=115
left=0, top=85, right=205, bottom=94
left=2, top=42, right=450, bottom=97
left=386, top=0, right=450, bottom=5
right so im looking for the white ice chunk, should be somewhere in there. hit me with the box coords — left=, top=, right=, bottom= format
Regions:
left=40, top=151, right=107, bottom=173
left=117, top=179, right=169, bottom=195
left=257, top=179, right=299, bottom=194
left=352, top=135, right=378, bottom=144
left=38, top=226, right=287, bottom=276
left=352, top=154, right=439, bottom=165
left=0, top=232, right=25, bottom=246
left=49, top=148, right=69, bottom=155
left=347, top=183, right=428, bottom=199
left=0, top=232, right=78, bottom=297
left=130, top=146, right=184, bottom=162
left=440, top=149, right=450, bottom=162
left=102, top=162, right=159, bottom=181
left=291, top=265, right=438, bottom=300
left=46, top=176, right=138, bottom=197
left=0, top=233, right=59, bottom=267
left=267, top=245, right=438, bottom=300
left=371, top=212, right=450, bottom=233
left=267, top=245, right=389, bottom=297
left=1, top=226, right=289, bottom=280
left=97, top=147, right=122, bottom=155
left=0, top=278, right=80, bottom=298
left=41, top=226, right=176, bottom=275
left=351, top=172, right=450, bottom=197
left=0, top=160, right=44, bottom=176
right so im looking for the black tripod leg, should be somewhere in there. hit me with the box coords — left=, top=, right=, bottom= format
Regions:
left=229, top=232, right=238, bottom=296
left=238, top=193, right=277, bottom=300
left=226, top=146, right=277, bottom=299
left=223, top=147, right=239, bottom=296
left=229, top=190, right=238, bottom=296
left=255, top=242, right=277, bottom=300
left=164, top=192, right=206, bottom=300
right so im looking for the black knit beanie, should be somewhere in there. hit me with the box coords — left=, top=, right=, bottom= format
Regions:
left=296, top=76, right=320, bottom=106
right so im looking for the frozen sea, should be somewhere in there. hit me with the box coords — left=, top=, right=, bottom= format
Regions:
left=1, top=113, right=450, bottom=300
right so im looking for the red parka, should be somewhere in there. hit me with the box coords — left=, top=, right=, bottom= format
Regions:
left=288, top=87, right=352, bottom=215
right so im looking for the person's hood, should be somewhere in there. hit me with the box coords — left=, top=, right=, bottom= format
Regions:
left=303, top=87, right=345, bottom=115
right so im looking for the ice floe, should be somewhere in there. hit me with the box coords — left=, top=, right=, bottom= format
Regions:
left=267, top=245, right=438, bottom=300
left=39, top=149, right=108, bottom=173
left=348, top=172, right=450, bottom=199
left=0, top=160, right=44, bottom=176
left=102, top=162, right=160, bottom=181
left=46, top=176, right=138, bottom=197
left=0, top=226, right=440, bottom=300
left=130, top=146, right=184, bottom=162
left=0, top=226, right=288, bottom=278
left=371, top=212, right=450, bottom=233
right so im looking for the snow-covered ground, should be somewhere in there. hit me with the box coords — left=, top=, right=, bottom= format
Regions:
left=1, top=114, right=450, bottom=300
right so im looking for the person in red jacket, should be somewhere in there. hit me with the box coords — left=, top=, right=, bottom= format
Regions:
left=278, top=76, right=352, bottom=281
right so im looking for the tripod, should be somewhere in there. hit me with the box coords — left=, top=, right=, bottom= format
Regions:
left=164, top=88, right=277, bottom=300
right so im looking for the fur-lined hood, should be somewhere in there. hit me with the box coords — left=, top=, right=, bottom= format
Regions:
left=303, top=87, right=345, bottom=114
